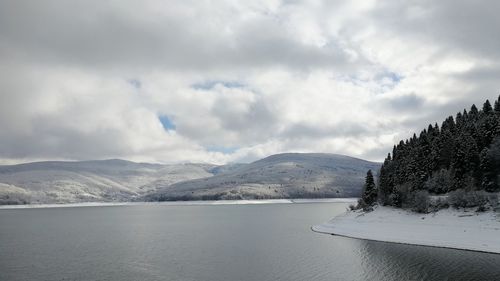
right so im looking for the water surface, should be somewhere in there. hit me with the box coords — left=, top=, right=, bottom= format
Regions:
left=1, top=202, right=499, bottom=281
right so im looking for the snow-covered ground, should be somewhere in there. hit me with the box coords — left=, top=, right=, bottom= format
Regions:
left=0, top=153, right=379, bottom=205
left=312, top=206, right=500, bottom=254
left=0, top=160, right=216, bottom=204
left=146, top=153, right=380, bottom=201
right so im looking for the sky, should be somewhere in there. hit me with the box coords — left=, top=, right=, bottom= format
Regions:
left=0, top=0, right=499, bottom=165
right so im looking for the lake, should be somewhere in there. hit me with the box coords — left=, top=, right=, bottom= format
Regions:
left=1, top=202, right=500, bottom=281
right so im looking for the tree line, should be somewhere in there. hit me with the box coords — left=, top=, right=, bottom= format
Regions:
left=359, top=95, right=500, bottom=211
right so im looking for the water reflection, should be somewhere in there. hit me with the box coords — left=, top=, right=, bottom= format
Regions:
left=360, top=240, right=500, bottom=281
left=2, top=203, right=500, bottom=281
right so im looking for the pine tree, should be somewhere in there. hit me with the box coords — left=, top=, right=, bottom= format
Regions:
left=483, top=99, right=493, bottom=114
left=378, top=154, right=394, bottom=205
left=494, top=95, right=500, bottom=113
left=480, top=138, right=500, bottom=192
left=451, top=133, right=479, bottom=190
left=478, top=101, right=498, bottom=149
left=373, top=94, right=500, bottom=208
left=469, top=104, right=479, bottom=121
left=480, top=148, right=496, bottom=191
left=362, top=170, right=377, bottom=205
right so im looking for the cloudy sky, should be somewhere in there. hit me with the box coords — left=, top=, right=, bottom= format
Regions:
left=0, top=0, right=499, bottom=164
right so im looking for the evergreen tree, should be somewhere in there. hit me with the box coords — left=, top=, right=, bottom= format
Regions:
left=375, top=94, right=500, bottom=208
left=480, top=137, right=500, bottom=192
left=478, top=102, right=498, bottom=148
left=483, top=99, right=493, bottom=114
left=480, top=148, right=496, bottom=191
left=378, top=155, right=394, bottom=205
left=362, top=170, right=377, bottom=205
left=469, top=104, right=479, bottom=121
left=494, top=96, right=500, bottom=113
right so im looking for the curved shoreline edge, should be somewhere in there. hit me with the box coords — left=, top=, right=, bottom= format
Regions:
left=311, top=225, right=500, bottom=255
left=311, top=206, right=500, bottom=255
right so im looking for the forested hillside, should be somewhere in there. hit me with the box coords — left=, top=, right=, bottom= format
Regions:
left=0, top=154, right=380, bottom=205
left=145, top=153, right=380, bottom=201
left=371, top=96, right=500, bottom=211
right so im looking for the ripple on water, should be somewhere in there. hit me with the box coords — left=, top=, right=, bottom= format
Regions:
left=1, top=203, right=500, bottom=281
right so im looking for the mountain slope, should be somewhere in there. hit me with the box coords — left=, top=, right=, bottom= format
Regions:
left=145, top=153, right=381, bottom=201
left=0, top=153, right=381, bottom=204
left=0, top=159, right=215, bottom=204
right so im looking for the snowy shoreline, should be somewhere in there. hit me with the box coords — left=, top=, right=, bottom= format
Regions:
left=0, top=198, right=357, bottom=209
left=312, top=206, right=500, bottom=254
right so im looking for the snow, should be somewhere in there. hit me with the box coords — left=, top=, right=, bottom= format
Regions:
left=0, top=160, right=215, bottom=204
left=312, top=205, right=500, bottom=254
left=0, top=153, right=379, bottom=204
left=148, top=153, right=381, bottom=200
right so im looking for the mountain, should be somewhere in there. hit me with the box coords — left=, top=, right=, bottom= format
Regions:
left=0, top=153, right=380, bottom=205
left=145, top=153, right=381, bottom=201
left=0, top=159, right=215, bottom=204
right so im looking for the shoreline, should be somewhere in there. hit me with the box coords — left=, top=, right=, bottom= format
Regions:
left=311, top=226, right=500, bottom=255
left=312, top=205, right=500, bottom=255
left=0, top=197, right=357, bottom=210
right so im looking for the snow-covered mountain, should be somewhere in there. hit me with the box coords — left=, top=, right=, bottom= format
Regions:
left=145, top=153, right=381, bottom=201
left=0, top=159, right=215, bottom=204
left=0, top=153, right=380, bottom=204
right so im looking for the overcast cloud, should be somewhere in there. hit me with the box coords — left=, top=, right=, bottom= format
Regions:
left=0, top=0, right=499, bottom=164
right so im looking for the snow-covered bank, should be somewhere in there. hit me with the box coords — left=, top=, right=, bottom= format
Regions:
left=312, top=206, right=500, bottom=254
left=0, top=198, right=357, bottom=209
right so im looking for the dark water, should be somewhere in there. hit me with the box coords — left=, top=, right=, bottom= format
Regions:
left=1, top=203, right=500, bottom=281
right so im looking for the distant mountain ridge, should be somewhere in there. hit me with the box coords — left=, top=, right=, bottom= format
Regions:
left=0, top=153, right=380, bottom=205
left=0, top=160, right=215, bottom=204
left=145, top=153, right=381, bottom=201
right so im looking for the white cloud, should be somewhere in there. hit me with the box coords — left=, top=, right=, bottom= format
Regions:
left=0, top=0, right=499, bottom=164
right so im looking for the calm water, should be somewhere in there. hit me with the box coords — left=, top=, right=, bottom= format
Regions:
left=1, top=202, right=500, bottom=281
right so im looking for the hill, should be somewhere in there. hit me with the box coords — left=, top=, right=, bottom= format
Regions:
left=0, top=159, right=215, bottom=204
left=0, top=153, right=380, bottom=205
left=145, top=153, right=380, bottom=201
